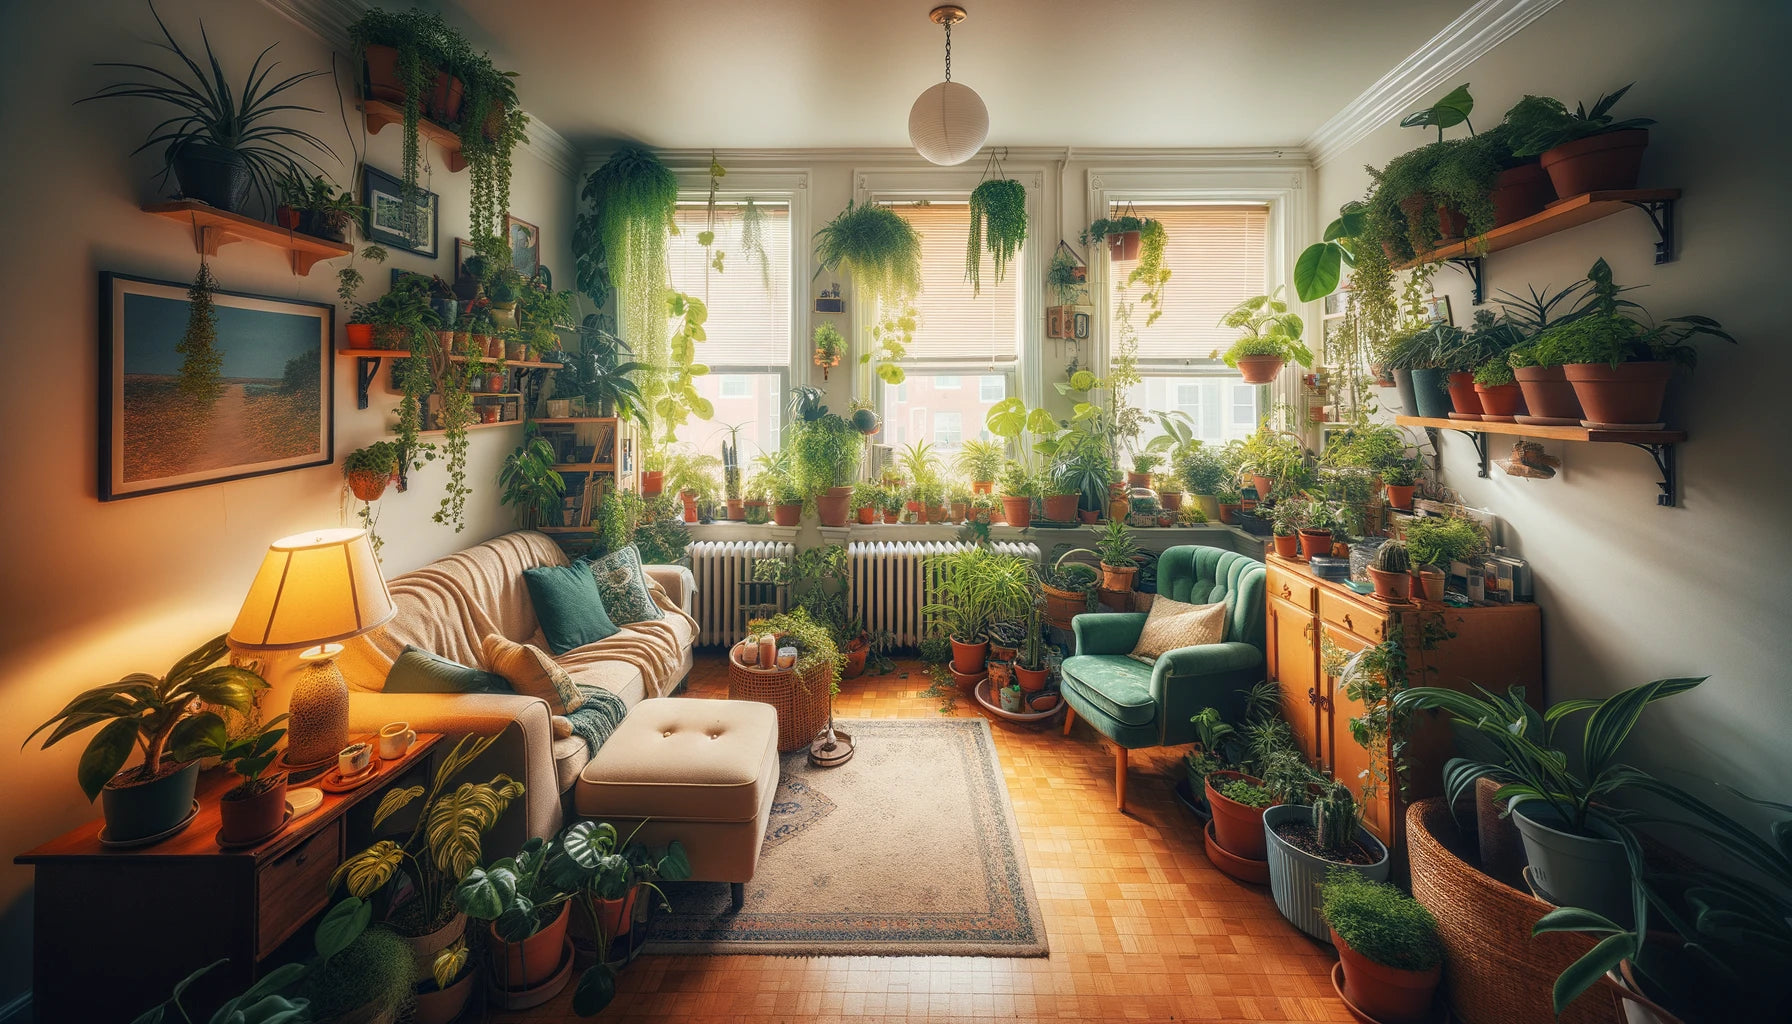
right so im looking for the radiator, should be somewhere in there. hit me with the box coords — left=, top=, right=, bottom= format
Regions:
left=848, top=540, right=1042, bottom=646
left=687, top=540, right=796, bottom=646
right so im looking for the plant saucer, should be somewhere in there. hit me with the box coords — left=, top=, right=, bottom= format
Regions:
left=1329, top=962, right=1452, bottom=1024
left=98, top=801, right=199, bottom=848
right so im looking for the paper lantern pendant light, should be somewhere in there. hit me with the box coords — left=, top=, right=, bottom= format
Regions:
left=909, top=5, right=988, bottom=166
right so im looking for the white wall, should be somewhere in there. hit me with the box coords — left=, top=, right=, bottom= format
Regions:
left=1314, top=0, right=1792, bottom=810
left=0, top=0, right=576, bottom=1003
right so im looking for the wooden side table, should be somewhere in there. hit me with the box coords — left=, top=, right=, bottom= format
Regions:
left=16, top=732, right=441, bottom=1022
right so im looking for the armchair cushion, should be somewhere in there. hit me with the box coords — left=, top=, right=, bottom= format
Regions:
left=1128, top=596, right=1226, bottom=664
left=1059, top=655, right=1157, bottom=727
left=1072, top=612, right=1148, bottom=656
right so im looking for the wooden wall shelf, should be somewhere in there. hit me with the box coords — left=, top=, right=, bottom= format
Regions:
left=338, top=350, right=558, bottom=409
left=145, top=201, right=352, bottom=275
left=418, top=419, right=522, bottom=437
left=534, top=417, right=614, bottom=425
left=1395, top=415, right=1685, bottom=506
left=360, top=100, right=467, bottom=172
left=1396, top=189, right=1680, bottom=304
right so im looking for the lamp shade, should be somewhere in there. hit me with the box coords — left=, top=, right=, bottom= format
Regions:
left=229, top=528, right=395, bottom=652
left=908, top=80, right=988, bottom=165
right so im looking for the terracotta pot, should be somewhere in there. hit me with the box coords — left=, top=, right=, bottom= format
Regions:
left=1475, top=382, right=1524, bottom=419
left=1043, top=494, right=1080, bottom=522
left=843, top=641, right=868, bottom=679
left=1000, top=495, right=1032, bottom=528
left=1385, top=483, right=1415, bottom=511
left=1235, top=354, right=1285, bottom=384
left=1041, top=584, right=1088, bottom=628
left=1491, top=161, right=1555, bottom=225
left=274, top=205, right=302, bottom=230
left=1445, top=371, right=1482, bottom=418
left=1125, top=472, right=1151, bottom=489
left=727, top=498, right=744, bottom=520
left=950, top=501, right=968, bottom=522
left=638, top=470, right=664, bottom=496
left=1097, top=587, right=1131, bottom=612
left=1079, top=509, right=1098, bottom=524
left=680, top=501, right=697, bottom=524
left=411, top=967, right=474, bottom=1024
left=1100, top=564, right=1137, bottom=592
left=1564, top=361, right=1673, bottom=425
left=1014, top=664, right=1049, bottom=692
left=1107, top=230, right=1141, bottom=261
left=361, top=45, right=405, bottom=103
left=1367, top=567, right=1412, bottom=602
left=971, top=480, right=993, bottom=494
left=1250, top=475, right=1274, bottom=501
left=347, top=468, right=389, bottom=502
left=1205, top=819, right=1271, bottom=884
left=345, top=323, right=375, bottom=349
left=1418, top=568, right=1445, bottom=601
left=1028, top=690, right=1060, bottom=712
left=1514, top=365, right=1583, bottom=421
left=401, top=912, right=467, bottom=982
left=950, top=637, right=989, bottom=674
left=1541, top=128, right=1649, bottom=197
left=1273, top=533, right=1299, bottom=558
left=1159, top=491, right=1183, bottom=512
left=989, top=642, right=1019, bottom=664
left=591, top=886, right=639, bottom=943
left=948, top=664, right=986, bottom=692
left=856, top=505, right=876, bottom=524
left=987, top=661, right=1013, bottom=688
left=218, top=776, right=288, bottom=845
left=1297, top=529, right=1332, bottom=560
left=882, top=511, right=899, bottom=524
left=1205, top=770, right=1272, bottom=861
left=1436, top=203, right=1469, bottom=239
left=1332, top=926, right=1442, bottom=1024
left=771, top=502, right=802, bottom=526
left=817, top=486, right=851, bottom=527
left=1218, top=503, right=1241, bottom=525
left=425, top=72, right=464, bottom=123
left=489, top=901, right=571, bottom=991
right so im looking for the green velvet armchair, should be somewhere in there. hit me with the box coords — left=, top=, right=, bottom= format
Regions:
left=1059, top=545, right=1266, bottom=811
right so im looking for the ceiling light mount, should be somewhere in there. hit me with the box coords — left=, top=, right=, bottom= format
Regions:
left=929, top=5, right=967, bottom=27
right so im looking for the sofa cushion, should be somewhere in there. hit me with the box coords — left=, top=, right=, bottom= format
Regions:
left=561, top=657, right=647, bottom=707
left=575, top=698, right=778, bottom=823
left=1129, top=596, right=1226, bottom=665
left=383, top=645, right=510, bottom=695
left=1060, top=654, right=1157, bottom=728
left=482, top=634, right=586, bottom=715
left=553, top=734, right=591, bottom=791
left=523, top=562, right=619, bottom=655
left=581, top=545, right=664, bottom=625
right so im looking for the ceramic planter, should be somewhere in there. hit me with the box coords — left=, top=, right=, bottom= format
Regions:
left=347, top=468, right=390, bottom=502
left=1013, top=664, right=1049, bottom=692
left=1367, top=567, right=1412, bottom=602
left=640, top=470, right=664, bottom=496
left=816, top=486, right=852, bottom=527
left=1041, top=584, right=1088, bottom=629
left=1158, top=491, right=1183, bottom=512
left=1417, top=567, right=1445, bottom=601
left=971, top=480, right=993, bottom=494
left=1000, top=495, right=1032, bottom=528
left=1510, top=801, right=1632, bottom=924
left=1445, top=371, right=1483, bottom=419
left=411, top=968, right=474, bottom=1024
left=842, top=641, right=869, bottom=679
left=1125, top=471, right=1151, bottom=489
left=1218, top=503, right=1240, bottom=525
left=489, top=901, right=572, bottom=992
left=948, top=665, right=986, bottom=692
left=1264, top=804, right=1390, bottom=941
left=1332, top=927, right=1443, bottom=1024
left=592, top=885, right=639, bottom=940
left=1107, top=230, right=1141, bottom=261
left=344, top=323, right=376, bottom=349
left=950, top=637, right=990, bottom=674
left=1563, top=361, right=1672, bottom=426
left=1513, top=365, right=1583, bottom=424
left=172, top=143, right=252, bottom=212
left=771, top=503, right=802, bottom=526
left=1491, top=161, right=1556, bottom=225
left=1235, top=354, right=1285, bottom=384
left=1409, top=368, right=1453, bottom=419
left=1298, top=529, right=1332, bottom=561
left=1474, top=382, right=1525, bottom=420
left=882, top=511, right=899, bottom=524
left=101, top=761, right=201, bottom=844
left=1100, top=564, right=1137, bottom=592
left=1205, top=770, right=1272, bottom=861
left=1391, top=368, right=1418, bottom=416
left=1043, top=494, right=1080, bottom=521
left=1250, top=475, right=1275, bottom=501
left=856, top=505, right=876, bottom=524
left=1541, top=128, right=1649, bottom=196
left=1385, top=484, right=1415, bottom=511
left=1272, top=533, right=1299, bottom=558
left=218, top=776, right=289, bottom=845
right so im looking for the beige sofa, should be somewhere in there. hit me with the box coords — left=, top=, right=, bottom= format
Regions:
left=338, top=531, right=697, bottom=850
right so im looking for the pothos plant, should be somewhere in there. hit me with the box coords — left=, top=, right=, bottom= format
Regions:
left=1323, top=616, right=1452, bottom=803
left=966, top=177, right=1026, bottom=297
left=1083, top=216, right=1169, bottom=324
left=574, top=145, right=679, bottom=409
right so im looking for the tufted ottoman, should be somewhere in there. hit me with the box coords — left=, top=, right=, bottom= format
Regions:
left=573, top=697, right=779, bottom=910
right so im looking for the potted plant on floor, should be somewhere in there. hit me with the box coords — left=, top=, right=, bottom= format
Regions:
left=184, top=713, right=291, bottom=846
left=1206, top=769, right=1276, bottom=866
left=1180, top=706, right=1242, bottom=820
left=1320, top=870, right=1444, bottom=1024
left=954, top=439, right=1005, bottom=495
left=1041, top=555, right=1099, bottom=630
left=297, top=923, right=417, bottom=1024
left=1265, top=781, right=1391, bottom=941
left=550, top=820, right=692, bottom=1016
left=1214, top=289, right=1312, bottom=384
left=1013, top=607, right=1050, bottom=693
left=27, top=634, right=267, bottom=845
left=1505, top=84, right=1655, bottom=197
left=1366, top=541, right=1413, bottom=602
left=455, top=835, right=579, bottom=1006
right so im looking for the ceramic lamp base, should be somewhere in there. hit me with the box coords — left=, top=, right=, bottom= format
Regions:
left=283, top=645, right=349, bottom=770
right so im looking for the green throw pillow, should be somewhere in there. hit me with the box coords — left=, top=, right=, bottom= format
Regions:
left=523, top=562, right=620, bottom=654
left=384, top=646, right=511, bottom=694
left=581, top=544, right=665, bottom=626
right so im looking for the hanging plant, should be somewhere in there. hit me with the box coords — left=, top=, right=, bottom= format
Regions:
left=813, top=201, right=922, bottom=308
left=700, top=156, right=726, bottom=274
left=653, top=291, right=711, bottom=444
left=813, top=322, right=845, bottom=378
left=349, top=8, right=463, bottom=238
left=343, top=441, right=401, bottom=559
left=740, top=198, right=773, bottom=291
left=966, top=178, right=1027, bottom=297
left=432, top=332, right=484, bottom=531
left=1047, top=248, right=1083, bottom=306
left=860, top=299, right=916, bottom=393
left=457, top=53, right=528, bottom=254
left=178, top=262, right=224, bottom=406
left=1083, top=215, right=1169, bottom=324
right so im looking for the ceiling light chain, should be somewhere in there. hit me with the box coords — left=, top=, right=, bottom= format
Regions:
left=944, top=19, right=952, bottom=82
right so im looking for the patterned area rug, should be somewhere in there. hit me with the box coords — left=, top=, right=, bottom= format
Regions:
left=644, top=717, right=1047, bottom=956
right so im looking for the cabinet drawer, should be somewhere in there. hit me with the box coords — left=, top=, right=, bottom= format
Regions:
left=1318, top=589, right=1389, bottom=642
left=1267, top=567, right=1317, bottom=611
left=258, top=818, right=340, bottom=957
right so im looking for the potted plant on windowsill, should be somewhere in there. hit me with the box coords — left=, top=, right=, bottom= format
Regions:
left=1320, top=870, right=1444, bottom=1024
left=27, top=634, right=267, bottom=845
left=1214, top=288, right=1311, bottom=384
left=1173, top=444, right=1229, bottom=524
left=793, top=412, right=865, bottom=528
left=953, top=439, right=1005, bottom=495
left=1265, top=781, right=1391, bottom=941
left=1505, top=84, right=1655, bottom=197
left=1090, top=519, right=1140, bottom=592
left=185, top=713, right=291, bottom=846
left=997, top=465, right=1037, bottom=529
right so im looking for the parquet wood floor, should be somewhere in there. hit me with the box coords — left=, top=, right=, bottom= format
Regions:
left=495, top=654, right=1355, bottom=1023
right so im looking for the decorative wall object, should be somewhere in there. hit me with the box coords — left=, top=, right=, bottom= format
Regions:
left=363, top=165, right=438, bottom=257
left=507, top=215, right=541, bottom=276
left=100, top=273, right=332, bottom=500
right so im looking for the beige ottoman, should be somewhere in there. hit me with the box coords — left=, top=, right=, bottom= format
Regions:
left=573, top=697, right=779, bottom=910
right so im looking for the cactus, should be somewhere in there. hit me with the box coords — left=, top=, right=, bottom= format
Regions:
left=1313, top=781, right=1363, bottom=858
left=1371, top=540, right=1412, bottom=574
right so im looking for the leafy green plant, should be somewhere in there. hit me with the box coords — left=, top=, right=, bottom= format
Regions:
left=574, top=146, right=680, bottom=425
left=1531, top=258, right=1732, bottom=368
left=812, top=321, right=846, bottom=363
left=129, top=957, right=309, bottom=1024
left=1400, top=514, right=1486, bottom=568
left=455, top=51, right=529, bottom=257
left=1473, top=359, right=1515, bottom=387
left=1293, top=202, right=1368, bottom=302
left=1046, top=248, right=1082, bottom=305
left=558, top=324, right=647, bottom=425
left=791, top=413, right=864, bottom=499
left=953, top=439, right=1005, bottom=484
left=1505, top=84, right=1654, bottom=158
left=176, top=263, right=223, bottom=405
left=1235, top=427, right=1309, bottom=495
left=813, top=200, right=922, bottom=306
left=295, top=925, right=413, bottom=1024
left=749, top=607, right=845, bottom=680
left=348, top=7, right=464, bottom=232
left=1091, top=519, right=1139, bottom=569
left=1174, top=444, right=1230, bottom=497
left=26, top=634, right=266, bottom=801
left=1214, top=288, right=1311, bottom=370
left=1320, top=869, right=1442, bottom=970
left=1185, top=707, right=1242, bottom=799
left=1399, top=82, right=1477, bottom=142
left=499, top=430, right=565, bottom=529
left=922, top=547, right=1039, bottom=644
left=183, top=713, right=289, bottom=800
left=1050, top=429, right=1115, bottom=512
left=966, top=178, right=1027, bottom=297
left=1220, top=778, right=1275, bottom=808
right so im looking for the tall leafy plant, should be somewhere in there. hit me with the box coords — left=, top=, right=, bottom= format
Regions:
left=966, top=179, right=1027, bottom=297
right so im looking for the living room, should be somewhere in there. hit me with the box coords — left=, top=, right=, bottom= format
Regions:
left=2, top=1, right=1787, bottom=1022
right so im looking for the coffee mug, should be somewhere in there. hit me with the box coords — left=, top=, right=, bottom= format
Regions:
left=378, top=722, right=417, bottom=760
left=338, top=742, right=372, bottom=777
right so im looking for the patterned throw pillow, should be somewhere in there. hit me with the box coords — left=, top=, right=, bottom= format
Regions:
left=481, top=634, right=586, bottom=714
left=581, top=544, right=664, bottom=626
left=1128, top=596, right=1227, bottom=665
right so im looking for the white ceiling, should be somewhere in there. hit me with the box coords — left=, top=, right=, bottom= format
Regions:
left=446, top=0, right=1470, bottom=151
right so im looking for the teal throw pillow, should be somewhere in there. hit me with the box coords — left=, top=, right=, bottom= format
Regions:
left=384, top=646, right=511, bottom=695
left=581, top=544, right=665, bottom=626
left=523, top=562, right=620, bottom=654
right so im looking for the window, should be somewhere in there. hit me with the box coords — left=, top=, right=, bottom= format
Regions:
left=877, top=201, right=1022, bottom=450
left=664, top=200, right=792, bottom=455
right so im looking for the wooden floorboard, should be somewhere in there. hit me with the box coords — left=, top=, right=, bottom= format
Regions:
left=493, top=653, right=1354, bottom=1023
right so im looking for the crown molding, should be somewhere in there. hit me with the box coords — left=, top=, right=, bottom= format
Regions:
left=256, top=0, right=578, bottom=177
left=1304, top=0, right=1565, bottom=167
left=589, top=145, right=1308, bottom=169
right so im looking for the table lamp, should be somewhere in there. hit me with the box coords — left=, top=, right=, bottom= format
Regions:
left=229, top=528, right=395, bottom=773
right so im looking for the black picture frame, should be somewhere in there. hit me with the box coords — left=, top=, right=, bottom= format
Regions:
left=99, top=273, right=334, bottom=501
left=363, top=165, right=438, bottom=257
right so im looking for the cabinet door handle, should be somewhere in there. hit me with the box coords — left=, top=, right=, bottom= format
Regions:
left=1301, top=621, right=1314, bottom=646
left=1280, top=583, right=1292, bottom=600
left=1342, top=613, right=1355, bottom=632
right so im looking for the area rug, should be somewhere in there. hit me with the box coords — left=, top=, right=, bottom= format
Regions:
left=643, top=717, right=1047, bottom=956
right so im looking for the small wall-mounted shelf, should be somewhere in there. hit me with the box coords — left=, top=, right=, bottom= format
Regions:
left=533, top=417, right=612, bottom=424
left=1396, top=189, right=1680, bottom=304
left=417, top=419, right=522, bottom=438
left=145, top=201, right=352, bottom=275
left=551, top=463, right=618, bottom=472
left=1396, top=415, right=1685, bottom=506
left=360, top=100, right=467, bottom=172
left=335, top=350, right=558, bottom=409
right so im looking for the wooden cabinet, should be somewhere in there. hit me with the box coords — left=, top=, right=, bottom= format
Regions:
left=1264, top=554, right=1542, bottom=856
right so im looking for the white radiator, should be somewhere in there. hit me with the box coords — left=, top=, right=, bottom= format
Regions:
left=848, top=540, right=1042, bottom=645
left=687, top=540, right=796, bottom=646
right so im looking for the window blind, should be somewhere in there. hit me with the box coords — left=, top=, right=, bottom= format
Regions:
left=667, top=201, right=791, bottom=367
left=887, top=202, right=1020, bottom=365
left=1111, top=204, right=1268, bottom=365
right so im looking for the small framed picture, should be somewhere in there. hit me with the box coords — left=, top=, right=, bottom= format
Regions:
left=507, top=215, right=540, bottom=276
left=363, top=165, right=438, bottom=257
left=1426, top=295, right=1454, bottom=326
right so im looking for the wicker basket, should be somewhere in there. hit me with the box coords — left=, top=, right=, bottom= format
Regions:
left=727, top=647, right=831, bottom=753
left=1406, top=799, right=1622, bottom=1024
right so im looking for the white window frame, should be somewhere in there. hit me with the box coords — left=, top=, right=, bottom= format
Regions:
left=933, top=411, right=963, bottom=445
left=718, top=374, right=750, bottom=398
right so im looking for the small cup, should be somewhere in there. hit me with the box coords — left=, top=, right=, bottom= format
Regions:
left=338, top=742, right=372, bottom=777
left=377, top=722, right=417, bottom=760
left=776, top=646, right=798, bottom=670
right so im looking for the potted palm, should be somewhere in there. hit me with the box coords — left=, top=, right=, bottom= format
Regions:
left=1091, top=519, right=1140, bottom=592
left=1265, top=782, right=1391, bottom=941
left=184, top=713, right=291, bottom=846
left=27, top=634, right=266, bottom=844
left=1321, top=870, right=1444, bottom=1024
left=1214, top=289, right=1311, bottom=384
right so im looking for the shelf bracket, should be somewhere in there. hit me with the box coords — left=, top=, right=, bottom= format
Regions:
left=1452, top=429, right=1491, bottom=478
left=1421, top=427, right=1443, bottom=474
left=1624, top=198, right=1676, bottom=264
left=1447, top=256, right=1486, bottom=305
left=1625, top=442, right=1677, bottom=507
left=354, top=358, right=382, bottom=410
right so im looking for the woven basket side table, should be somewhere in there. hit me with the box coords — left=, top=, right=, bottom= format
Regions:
left=727, top=648, right=832, bottom=753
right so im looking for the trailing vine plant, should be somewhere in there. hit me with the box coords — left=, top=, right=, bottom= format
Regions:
left=1323, top=614, right=1453, bottom=802
left=179, top=262, right=223, bottom=406
left=459, top=56, right=528, bottom=256
left=814, top=200, right=923, bottom=396
left=348, top=8, right=455, bottom=241
left=966, top=177, right=1026, bottom=297
left=739, top=198, right=772, bottom=291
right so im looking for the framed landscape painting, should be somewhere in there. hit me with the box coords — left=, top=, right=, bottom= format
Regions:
left=100, top=273, right=333, bottom=501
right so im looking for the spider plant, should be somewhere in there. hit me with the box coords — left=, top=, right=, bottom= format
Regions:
left=813, top=201, right=922, bottom=306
